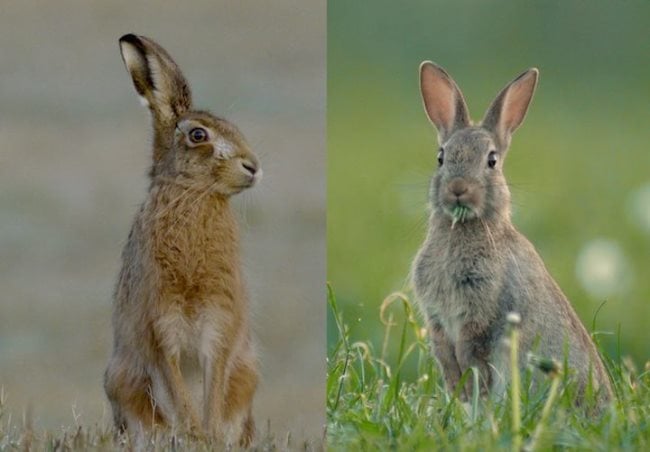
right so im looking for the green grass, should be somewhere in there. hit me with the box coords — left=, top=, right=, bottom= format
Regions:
left=327, top=286, right=650, bottom=450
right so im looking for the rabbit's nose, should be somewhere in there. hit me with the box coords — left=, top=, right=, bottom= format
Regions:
left=449, top=178, right=468, bottom=197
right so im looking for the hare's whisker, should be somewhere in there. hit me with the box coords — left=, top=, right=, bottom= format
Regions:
left=168, top=181, right=222, bottom=242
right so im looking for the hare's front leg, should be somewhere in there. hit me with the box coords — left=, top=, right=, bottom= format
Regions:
left=455, top=322, right=493, bottom=397
left=199, top=307, right=237, bottom=439
left=105, top=354, right=166, bottom=433
left=156, top=354, right=203, bottom=435
left=202, top=351, right=228, bottom=438
left=223, top=351, right=258, bottom=446
left=429, top=321, right=463, bottom=394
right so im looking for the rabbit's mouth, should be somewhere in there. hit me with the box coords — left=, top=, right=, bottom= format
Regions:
left=442, top=202, right=478, bottom=228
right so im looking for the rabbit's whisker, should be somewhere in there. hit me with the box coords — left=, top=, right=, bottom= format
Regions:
left=480, top=218, right=497, bottom=256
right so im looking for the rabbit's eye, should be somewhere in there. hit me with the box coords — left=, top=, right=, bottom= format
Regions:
left=437, top=148, right=444, bottom=166
left=189, top=127, right=208, bottom=143
left=488, top=151, right=498, bottom=168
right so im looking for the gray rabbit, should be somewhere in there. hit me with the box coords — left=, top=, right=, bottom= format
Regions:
left=411, top=62, right=612, bottom=403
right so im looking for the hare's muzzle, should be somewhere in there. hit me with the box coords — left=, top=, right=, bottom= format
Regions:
left=241, top=160, right=258, bottom=177
left=239, top=158, right=262, bottom=187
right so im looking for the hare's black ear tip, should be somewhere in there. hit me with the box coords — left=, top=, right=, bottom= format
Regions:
left=119, top=33, right=140, bottom=45
left=119, top=34, right=148, bottom=60
left=119, top=34, right=148, bottom=53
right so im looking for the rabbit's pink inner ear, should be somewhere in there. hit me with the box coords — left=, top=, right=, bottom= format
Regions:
left=499, top=69, right=538, bottom=135
left=420, top=62, right=469, bottom=140
left=482, top=68, right=538, bottom=144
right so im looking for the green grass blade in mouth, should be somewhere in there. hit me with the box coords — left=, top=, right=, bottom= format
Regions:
left=451, top=205, right=469, bottom=229
left=451, top=205, right=460, bottom=229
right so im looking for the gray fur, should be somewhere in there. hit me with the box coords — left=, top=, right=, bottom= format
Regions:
left=412, top=62, right=612, bottom=403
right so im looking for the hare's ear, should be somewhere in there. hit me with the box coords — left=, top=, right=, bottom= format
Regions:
left=419, top=61, right=470, bottom=142
left=481, top=68, right=538, bottom=148
left=119, top=34, right=192, bottom=126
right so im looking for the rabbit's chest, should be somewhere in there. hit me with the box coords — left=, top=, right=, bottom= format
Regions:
left=414, top=238, right=501, bottom=330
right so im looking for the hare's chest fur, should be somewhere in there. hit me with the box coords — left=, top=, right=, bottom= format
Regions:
left=139, top=190, right=242, bottom=302
left=154, top=305, right=230, bottom=359
left=148, top=236, right=241, bottom=360
left=412, top=220, right=505, bottom=339
left=133, top=193, right=244, bottom=358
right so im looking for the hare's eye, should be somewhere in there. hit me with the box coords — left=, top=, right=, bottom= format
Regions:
left=488, top=151, right=498, bottom=168
left=437, top=148, right=444, bottom=167
left=189, top=127, right=208, bottom=143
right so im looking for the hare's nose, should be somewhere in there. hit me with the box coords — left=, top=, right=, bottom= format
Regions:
left=449, top=178, right=468, bottom=197
left=241, top=160, right=259, bottom=176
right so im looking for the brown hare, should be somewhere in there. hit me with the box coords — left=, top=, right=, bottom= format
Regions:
left=411, top=62, right=612, bottom=404
left=104, top=34, right=260, bottom=446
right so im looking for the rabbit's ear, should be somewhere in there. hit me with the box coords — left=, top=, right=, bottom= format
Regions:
left=419, top=61, right=470, bottom=142
left=119, top=34, right=192, bottom=126
left=482, top=68, right=538, bottom=147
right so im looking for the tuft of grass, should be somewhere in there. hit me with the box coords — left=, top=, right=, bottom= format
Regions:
left=0, top=391, right=322, bottom=451
left=327, top=286, right=650, bottom=450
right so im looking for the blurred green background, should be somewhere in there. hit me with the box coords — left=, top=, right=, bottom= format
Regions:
left=328, top=0, right=650, bottom=369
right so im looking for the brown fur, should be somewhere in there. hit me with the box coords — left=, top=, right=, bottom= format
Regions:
left=105, top=34, right=260, bottom=446
left=412, top=61, right=613, bottom=406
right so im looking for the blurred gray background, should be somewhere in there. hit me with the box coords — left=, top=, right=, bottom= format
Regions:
left=0, top=0, right=325, bottom=439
